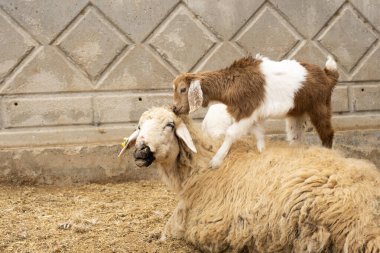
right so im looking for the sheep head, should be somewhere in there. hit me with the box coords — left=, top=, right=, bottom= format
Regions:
left=119, top=107, right=197, bottom=167
left=172, top=73, right=203, bottom=115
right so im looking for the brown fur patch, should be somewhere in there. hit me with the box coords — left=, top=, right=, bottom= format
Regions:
left=173, top=56, right=266, bottom=121
left=288, top=63, right=339, bottom=148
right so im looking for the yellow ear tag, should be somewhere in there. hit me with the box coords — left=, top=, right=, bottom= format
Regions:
left=121, top=137, right=128, bottom=148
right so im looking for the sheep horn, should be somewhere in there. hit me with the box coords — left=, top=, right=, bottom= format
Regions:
left=118, top=129, right=139, bottom=157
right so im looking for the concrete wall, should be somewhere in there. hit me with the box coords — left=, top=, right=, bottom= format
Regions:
left=0, top=0, right=379, bottom=184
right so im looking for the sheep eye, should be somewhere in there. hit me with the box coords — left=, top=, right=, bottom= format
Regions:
left=180, top=87, right=187, bottom=93
left=137, top=125, right=140, bottom=130
left=165, top=122, right=175, bottom=130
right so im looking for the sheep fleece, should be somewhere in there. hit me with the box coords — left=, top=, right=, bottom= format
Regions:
left=175, top=142, right=380, bottom=252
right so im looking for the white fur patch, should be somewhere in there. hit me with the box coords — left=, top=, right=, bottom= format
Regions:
left=251, top=122, right=265, bottom=152
left=137, top=119, right=157, bottom=150
left=255, top=53, right=264, bottom=60
left=325, top=55, right=337, bottom=71
left=202, top=104, right=233, bottom=140
left=210, top=117, right=253, bottom=168
left=256, top=57, right=307, bottom=119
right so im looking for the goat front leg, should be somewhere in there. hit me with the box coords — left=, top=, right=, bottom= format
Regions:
left=210, top=118, right=252, bottom=169
left=251, top=121, right=265, bottom=153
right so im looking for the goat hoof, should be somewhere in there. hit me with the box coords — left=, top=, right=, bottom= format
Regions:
left=209, top=157, right=222, bottom=169
left=257, top=142, right=265, bottom=153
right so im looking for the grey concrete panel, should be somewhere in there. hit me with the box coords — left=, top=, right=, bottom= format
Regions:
left=1, top=46, right=93, bottom=94
left=3, top=96, right=93, bottom=128
left=236, top=6, right=300, bottom=59
left=94, top=93, right=172, bottom=124
left=271, top=0, right=345, bottom=38
left=332, top=86, right=349, bottom=113
left=319, top=7, right=377, bottom=72
left=352, top=84, right=380, bottom=111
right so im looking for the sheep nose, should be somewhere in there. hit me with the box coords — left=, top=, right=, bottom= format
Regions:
left=134, top=143, right=151, bottom=158
left=134, top=144, right=155, bottom=167
left=136, top=136, right=146, bottom=147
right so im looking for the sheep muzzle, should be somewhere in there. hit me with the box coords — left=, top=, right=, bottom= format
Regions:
left=133, top=144, right=155, bottom=167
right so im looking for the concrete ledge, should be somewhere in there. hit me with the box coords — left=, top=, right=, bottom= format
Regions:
left=0, top=145, right=158, bottom=185
left=271, top=129, right=380, bottom=169
left=0, top=129, right=378, bottom=185
left=1, top=114, right=380, bottom=148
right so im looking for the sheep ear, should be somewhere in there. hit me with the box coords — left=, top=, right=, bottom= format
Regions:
left=175, top=122, right=197, bottom=153
left=188, top=80, right=203, bottom=113
left=118, top=129, right=139, bottom=157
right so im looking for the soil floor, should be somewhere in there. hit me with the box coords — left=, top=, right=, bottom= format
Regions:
left=0, top=181, right=198, bottom=253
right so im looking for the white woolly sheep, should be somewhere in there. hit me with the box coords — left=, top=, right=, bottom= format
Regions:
left=120, top=106, right=380, bottom=253
left=172, top=55, right=339, bottom=168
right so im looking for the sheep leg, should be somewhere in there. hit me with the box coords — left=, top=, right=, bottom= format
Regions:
left=161, top=201, right=187, bottom=241
left=286, top=114, right=307, bottom=145
left=210, top=118, right=252, bottom=169
left=251, top=121, right=265, bottom=152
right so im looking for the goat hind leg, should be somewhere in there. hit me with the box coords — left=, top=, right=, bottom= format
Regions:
left=210, top=118, right=252, bottom=169
left=309, top=107, right=334, bottom=148
left=286, top=114, right=307, bottom=145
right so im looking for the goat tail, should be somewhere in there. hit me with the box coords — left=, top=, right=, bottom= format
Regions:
left=324, top=55, right=339, bottom=87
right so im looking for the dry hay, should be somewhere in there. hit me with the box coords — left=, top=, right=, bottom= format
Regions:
left=0, top=181, right=198, bottom=253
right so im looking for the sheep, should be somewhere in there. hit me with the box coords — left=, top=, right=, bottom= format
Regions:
left=172, top=55, right=339, bottom=168
left=120, top=106, right=380, bottom=253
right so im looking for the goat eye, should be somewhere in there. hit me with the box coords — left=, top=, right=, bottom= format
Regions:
left=180, top=87, right=187, bottom=93
left=165, top=122, right=175, bottom=130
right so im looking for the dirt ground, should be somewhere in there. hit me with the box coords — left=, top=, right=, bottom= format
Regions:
left=0, top=181, right=198, bottom=253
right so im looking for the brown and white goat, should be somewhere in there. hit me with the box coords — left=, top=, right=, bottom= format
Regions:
left=172, top=55, right=339, bottom=168
left=120, top=107, right=380, bottom=253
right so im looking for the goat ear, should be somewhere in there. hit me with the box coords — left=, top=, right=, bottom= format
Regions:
left=188, top=80, right=203, bottom=113
left=118, top=129, right=139, bottom=157
left=175, top=122, right=197, bottom=153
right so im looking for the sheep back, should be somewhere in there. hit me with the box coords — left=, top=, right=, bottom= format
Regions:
left=179, top=141, right=380, bottom=252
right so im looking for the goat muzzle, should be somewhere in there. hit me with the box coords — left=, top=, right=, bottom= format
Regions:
left=172, top=105, right=189, bottom=115
left=133, top=144, right=155, bottom=167
left=172, top=105, right=180, bottom=115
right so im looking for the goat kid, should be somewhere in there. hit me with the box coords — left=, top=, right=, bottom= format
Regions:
left=173, top=55, right=339, bottom=168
